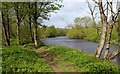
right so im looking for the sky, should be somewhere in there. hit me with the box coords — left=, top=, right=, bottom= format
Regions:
left=42, top=0, right=118, bottom=28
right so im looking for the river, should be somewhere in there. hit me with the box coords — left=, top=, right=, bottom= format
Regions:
left=41, top=36, right=119, bottom=65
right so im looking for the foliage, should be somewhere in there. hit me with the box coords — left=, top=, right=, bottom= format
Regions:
left=38, top=25, right=67, bottom=38
left=66, top=25, right=83, bottom=39
left=66, top=16, right=118, bottom=44
left=66, top=25, right=96, bottom=39
left=85, top=32, right=118, bottom=44
left=85, top=32, right=100, bottom=42
left=2, top=46, right=53, bottom=72
left=56, top=28, right=67, bottom=36
left=74, top=17, right=91, bottom=27
left=46, top=46, right=119, bottom=73
left=44, top=25, right=58, bottom=37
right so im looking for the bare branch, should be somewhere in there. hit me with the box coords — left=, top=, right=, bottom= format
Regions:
left=80, top=8, right=90, bottom=14
left=92, top=0, right=98, bottom=4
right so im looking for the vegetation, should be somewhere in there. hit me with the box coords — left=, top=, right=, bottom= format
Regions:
left=38, top=25, right=67, bottom=38
left=39, top=46, right=119, bottom=73
left=85, top=32, right=118, bottom=44
left=2, top=46, right=53, bottom=72
left=1, top=0, right=120, bottom=73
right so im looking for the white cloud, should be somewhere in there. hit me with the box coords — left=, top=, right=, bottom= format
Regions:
left=43, top=1, right=118, bottom=28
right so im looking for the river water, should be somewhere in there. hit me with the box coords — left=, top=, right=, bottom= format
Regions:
left=41, top=36, right=119, bottom=65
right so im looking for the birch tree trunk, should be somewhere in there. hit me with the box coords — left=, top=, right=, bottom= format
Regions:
left=104, top=23, right=114, bottom=59
left=104, top=2, right=113, bottom=59
left=104, top=1, right=119, bottom=59
left=95, top=1, right=107, bottom=58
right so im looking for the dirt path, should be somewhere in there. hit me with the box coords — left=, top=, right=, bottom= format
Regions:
left=33, top=49, right=63, bottom=72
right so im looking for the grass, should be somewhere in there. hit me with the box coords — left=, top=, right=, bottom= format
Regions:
left=2, top=46, right=53, bottom=72
left=40, top=46, right=119, bottom=73
left=2, top=43, right=119, bottom=73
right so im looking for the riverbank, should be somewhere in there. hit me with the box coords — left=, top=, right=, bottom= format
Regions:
left=85, top=32, right=118, bottom=44
left=2, top=44, right=119, bottom=72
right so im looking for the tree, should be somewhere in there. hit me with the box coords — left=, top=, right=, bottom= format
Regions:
left=2, top=9, right=10, bottom=46
left=104, top=1, right=119, bottom=59
left=74, top=17, right=91, bottom=27
left=93, top=0, right=108, bottom=58
left=13, top=2, right=28, bottom=45
left=29, top=2, right=34, bottom=42
left=30, top=2, right=62, bottom=47
left=33, top=2, right=38, bottom=47
left=2, top=3, right=11, bottom=46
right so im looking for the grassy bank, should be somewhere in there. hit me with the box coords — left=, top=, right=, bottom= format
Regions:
left=39, top=46, right=119, bottom=73
left=2, top=46, right=53, bottom=72
left=2, top=44, right=119, bottom=72
left=85, top=32, right=119, bottom=44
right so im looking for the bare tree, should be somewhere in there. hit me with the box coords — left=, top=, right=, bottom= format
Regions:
left=104, top=1, right=119, bottom=59
left=93, top=0, right=108, bottom=58
left=86, top=0, right=100, bottom=35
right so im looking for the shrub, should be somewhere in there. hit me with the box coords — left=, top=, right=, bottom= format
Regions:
left=85, top=32, right=100, bottom=42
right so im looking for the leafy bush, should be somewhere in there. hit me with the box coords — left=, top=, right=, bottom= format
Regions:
left=82, top=62, right=118, bottom=73
left=110, top=32, right=118, bottom=44
left=2, top=46, right=53, bottom=72
left=85, top=32, right=100, bottom=42
left=66, top=25, right=84, bottom=39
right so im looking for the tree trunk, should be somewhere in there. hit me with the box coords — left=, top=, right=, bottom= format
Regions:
left=95, top=2, right=107, bottom=58
left=17, top=21, right=20, bottom=45
left=29, top=3, right=34, bottom=42
left=7, top=9, right=10, bottom=43
left=2, top=11, right=10, bottom=46
left=34, top=2, right=38, bottom=47
left=104, top=23, right=114, bottom=59
left=15, top=4, right=21, bottom=45
left=104, top=2, right=114, bottom=59
left=29, top=16, right=34, bottom=42
left=107, top=49, right=120, bottom=60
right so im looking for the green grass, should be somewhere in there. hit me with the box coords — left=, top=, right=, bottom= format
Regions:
left=2, top=46, right=53, bottom=72
left=41, top=46, right=119, bottom=73
left=2, top=45, right=119, bottom=72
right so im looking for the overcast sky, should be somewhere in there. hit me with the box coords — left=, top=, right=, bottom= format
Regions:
left=42, top=0, right=118, bottom=28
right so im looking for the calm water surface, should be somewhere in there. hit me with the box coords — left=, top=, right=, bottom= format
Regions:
left=41, top=36, right=119, bottom=65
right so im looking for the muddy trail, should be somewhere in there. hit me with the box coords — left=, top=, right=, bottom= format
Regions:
left=34, top=49, right=63, bottom=72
